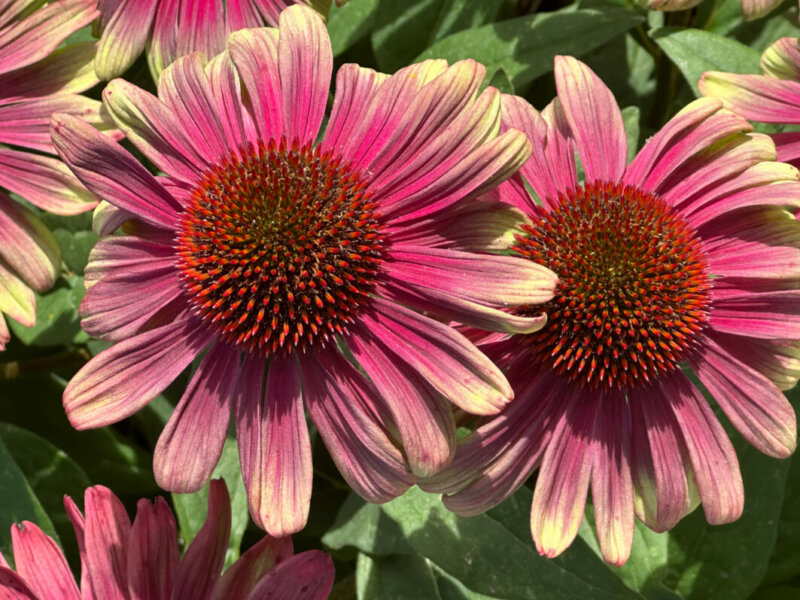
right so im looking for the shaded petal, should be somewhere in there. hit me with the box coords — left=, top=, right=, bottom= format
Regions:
left=692, top=335, right=796, bottom=458
left=741, top=0, right=781, bottom=20
left=278, top=5, right=332, bottom=143
left=154, top=343, right=238, bottom=493
left=666, top=371, right=744, bottom=525
left=211, top=535, right=293, bottom=600
left=51, top=113, right=182, bottom=228
left=243, top=551, right=334, bottom=600
left=590, top=394, right=634, bottom=566
left=94, top=0, right=159, bottom=80
left=83, top=486, right=132, bottom=600
left=0, top=192, right=59, bottom=292
left=699, top=72, right=800, bottom=124
left=530, top=388, right=596, bottom=559
left=554, top=55, right=626, bottom=183
left=10, top=522, right=79, bottom=600
left=712, top=331, right=800, bottom=391
left=127, top=497, right=179, bottom=600
left=0, top=568, right=37, bottom=600
left=0, top=259, right=35, bottom=327
left=63, top=496, right=90, bottom=596
left=761, top=37, right=800, bottom=80
left=0, top=41, right=96, bottom=99
left=204, top=50, right=254, bottom=151
left=172, top=480, right=230, bottom=600
left=710, top=287, right=800, bottom=339
left=299, top=348, right=415, bottom=502
left=63, top=318, right=211, bottom=429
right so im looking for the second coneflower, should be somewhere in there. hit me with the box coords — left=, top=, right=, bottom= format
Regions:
left=423, top=56, right=800, bottom=566
left=51, top=6, right=556, bottom=538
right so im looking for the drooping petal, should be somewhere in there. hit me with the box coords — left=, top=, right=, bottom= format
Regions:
left=127, top=497, right=179, bottom=600
left=243, top=551, right=334, bottom=600
left=692, top=335, right=796, bottom=458
left=83, top=486, right=132, bottom=600
left=761, top=38, right=800, bottom=80
left=154, top=343, right=239, bottom=493
left=94, top=0, right=159, bottom=80
left=699, top=72, right=800, bottom=124
left=234, top=353, right=312, bottom=537
left=0, top=260, right=35, bottom=327
left=713, top=331, right=800, bottom=391
left=63, top=318, right=211, bottom=429
left=210, top=535, right=293, bottom=600
left=10, top=522, right=80, bottom=600
left=554, top=55, right=626, bottom=183
left=0, top=42, right=97, bottom=99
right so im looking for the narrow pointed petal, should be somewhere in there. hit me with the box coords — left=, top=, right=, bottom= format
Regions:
left=0, top=193, right=59, bottom=292
left=300, top=348, right=416, bottom=502
left=554, top=56, right=626, bottom=182
left=278, top=5, right=332, bottom=143
left=692, top=336, right=796, bottom=458
left=63, top=318, right=210, bottom=429
left=10, top=522, right=79, bottom=600
left=83, top=486, right=132, bottom=600
left=94, top=0, right=158, bottom=80
left=63, top=496, right=91, bottom=595
left=154, top=343, right=238, bottom=493
left=172, top=480, right=231, bottom=600
left=211, top=535, right=293, bottom=600
left=127, top=497, right=179, bottom=600
left=243, top=551, right=334, bottom=600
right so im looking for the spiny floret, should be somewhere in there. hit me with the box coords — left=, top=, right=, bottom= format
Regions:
left=177, top=137, right=385, bottom=356
left=513, top=180, right=711, bottom=391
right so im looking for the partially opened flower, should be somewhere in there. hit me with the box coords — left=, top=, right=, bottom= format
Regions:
left=52, top=6, right=555, bottom=537
left=700, top=37, right=800, bottom=167
left=0, top=479, right=335, bottom=600
left=422, top=55, right=800, bottom=566
left=0, top=0, right=113, bottom=349
left=94, top=0, right=347, bottom=80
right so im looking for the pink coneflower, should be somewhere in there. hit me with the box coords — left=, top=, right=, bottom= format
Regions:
left=422, top=55, right=800, bottom=566
left=700, top=37, right=800, bottom=169
left=0, top=0, right=114, bottom=349
left=94, top=0, right=347, bottom=80
left=51, top=6, right=556, bottom=537
left=0, top=479, right=335, bottom=600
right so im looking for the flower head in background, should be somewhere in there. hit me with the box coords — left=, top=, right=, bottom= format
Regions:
left=0, top=0, right=113, bottom=349
left=0, top=479, right=334, bottom=600
left=632, top=0, right=780, bottom=21
left=701, top=37, right=800, bottom=165
left=94, top=0, right=348, bottom=80
left=422, top=55, right=800, bottom=566
left=52, top=6, right=555, bottom=537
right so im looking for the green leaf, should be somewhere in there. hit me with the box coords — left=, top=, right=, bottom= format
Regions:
left=7, top=275, right=84, bottom=347
left=371, top=0, right=505, bottom=72
left=323, top=492, right=413, bottom=556
left=433, top=564, right=502, bottom=600
left=327, top=0, right=380, bottom=56
left=378, top=487, right=641, bottom=599
left=622, top=105, right=641, bottom=161
left=52, top=229, right=98, bottom=276
left=356, top=552, right=441, bottom=600
left=415, top=4, right=643, bottom=92
left=0, top=435, right=56, bottom=564
left=751, top=585, right=800, bottom=600
left=172, top=437, right=247, bottom=568
left=651, top=27, right=761, bottom=96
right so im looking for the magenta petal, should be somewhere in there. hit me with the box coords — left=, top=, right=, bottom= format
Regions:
left=63, top=318, right=210, bottom=429
left=50, top=113, right=181, bottom=228
left=10, top=522, right=79, bottom=600
left=278, top=5, right=332, bottom=143
left=665, top=371, right=744, bottom=525
left=0, top=567, right=37, bottom=600
left=554, top=56, right=626, bottom=183
left=234, top=353, right=312, bottom=536
left=590, top=395, right=634, bottom=566
left=154, top=343, right=238, bottom=493
left=299, top=348, right=416, bottom=502
left=172, top=480, right=231, bottom=600
left=83, top=486, right=132, bottom=600
left=210, top=535, right=293, bottom=600
left=692, top=336, right=796, bottom=458
left=530, top=388, right=596, bottom=559
left=63, top=496, right=90, bottom=595
left=243, top=551, right=334, bottom=600
left=127, top=497, right=179, bottom=600
left=94, top=0, right=158, bottom=79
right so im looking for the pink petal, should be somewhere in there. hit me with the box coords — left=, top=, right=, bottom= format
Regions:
left=50, top=113, right=181, bottom=228
left=772, top=131, right=800, bottom=168
left=204, top=51, right=254, bottom=152
left=761, top=37, right=800, bottom=80
left=0, top=260, right=35, bottom=327
left=0, top=41, right=97, bottom=100
left=0, top=568, right=37, bottom=600
left=234, top=353, right=312, bottom=537
left=94, top=0, right=158, bottom=79
left=666, top=371, right=744, bottom=525
left=685, top=180, right=800, bottom=228
left=710, top=287, right=800, bottom=339
left=127, top=497, right=179, bottom=600
left=63, top=318, right=211, bottom=429
left=699, top=72, right=800, bottom=124
left=530, top=388, right=596, bottom=559
left=63, top=496, right=90, bottom=596
left=211, top=535, right=293, bottom=600
left=147, top=0, right=180, bottom=77
left=590, top=394, right=634, bottom=566
left=173, top=0, right=226, bottom=69
left=154, top=343, right=238, bottom=493
left=278, top=5, right=332, bottom=143
left=171, top=479, right=231, bottom=600
left=83, top=486, right=132, bottom=600
left=554, top=55, right=626, bottom=183
left=299, top=348, right=416, bottom=502
left=10, top=522, right=79, bottom=600
left=712, top=331, right=800, bottom=392
left=243, top=551, right=334, bottom=600
left=692, top=335, right=796, bottom=458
